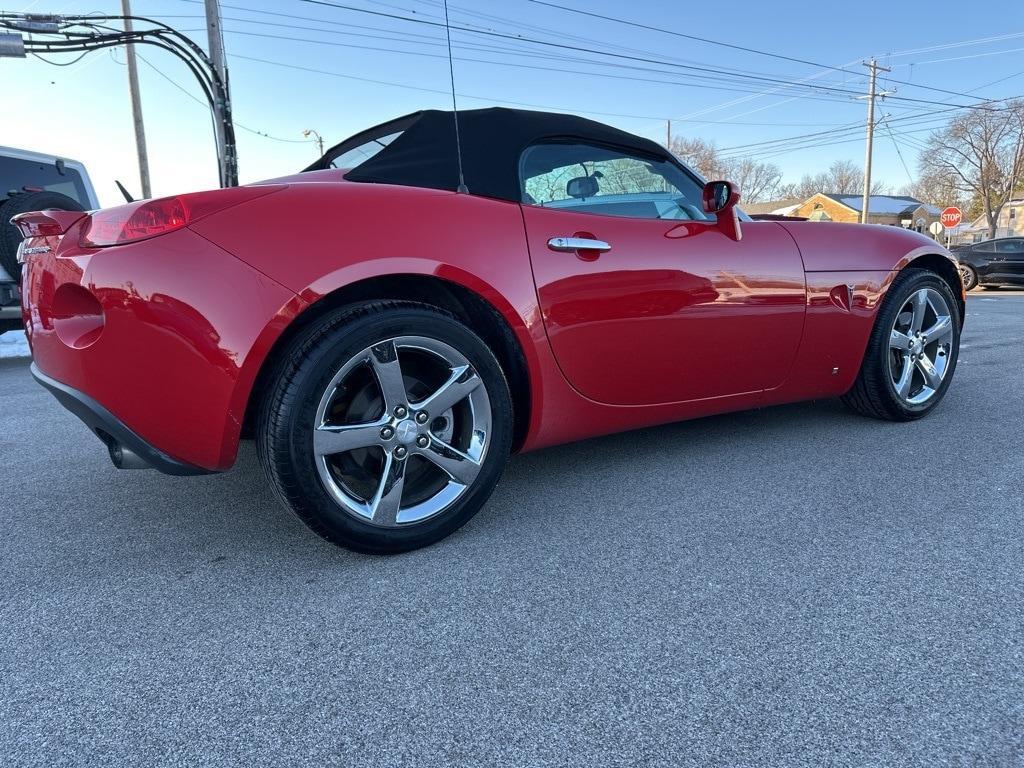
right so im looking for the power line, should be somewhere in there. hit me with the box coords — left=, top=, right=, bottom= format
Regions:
left=882, top=116, right=916, bottom=185
left=522, top=0, right=1002, bottom=104
left=215, top=27, right=873, bottom=107
left=166, top=10, right=857, bottom=95
left=133, top=51, right=311, bottom=144
left=293, top=0, right=996, bottom=111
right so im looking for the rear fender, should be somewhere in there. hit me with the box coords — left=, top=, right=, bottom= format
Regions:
left=189, top=182, right=551, bottom=451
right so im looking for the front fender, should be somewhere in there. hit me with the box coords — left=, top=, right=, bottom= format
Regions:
left=779, top=221, right=957, bottom=272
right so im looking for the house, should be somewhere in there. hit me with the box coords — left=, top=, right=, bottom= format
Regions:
left=745, top=193, right=942, bottom=232
left=954, top=199, right=1024, bottom=244
left=789, top=194, right=941, bottom=232
left=743, top=198, right=803, bottom=217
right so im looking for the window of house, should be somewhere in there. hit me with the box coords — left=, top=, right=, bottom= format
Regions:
left=519, top=142, right=709, bottom=221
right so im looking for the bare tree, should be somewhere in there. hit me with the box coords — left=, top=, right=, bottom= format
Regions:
left=918, top=99, right=1024, bottom=238
left=669, top=136, right=725, bottom=178
left=721, top=157, right=782, bottom=202
left=668, top=136, right=782, bottom=202
left=777, top=173, right=828, bottom=200
left=821, top=159, right=888, bottom=195
left=827, top=160, right=862, bottom=194
left=899, top=169, right=969, bottom=210
left=776, top=163, right=886, bottom=201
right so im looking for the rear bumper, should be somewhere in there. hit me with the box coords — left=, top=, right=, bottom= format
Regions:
left=22, top=225, right=302, bottom=470
left=31, top=362, right=211, bottom=475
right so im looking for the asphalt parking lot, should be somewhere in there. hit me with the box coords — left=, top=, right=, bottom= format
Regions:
left=1, top=294, right=1022, bottom=767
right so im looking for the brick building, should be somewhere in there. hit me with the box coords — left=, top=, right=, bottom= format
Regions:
left=789, top=194, right=941, bottom=231
left=748, top=193, right=941, bottom=233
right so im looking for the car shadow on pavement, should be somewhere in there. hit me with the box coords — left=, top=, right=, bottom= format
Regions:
left=79, top=394, right=872, bottom=564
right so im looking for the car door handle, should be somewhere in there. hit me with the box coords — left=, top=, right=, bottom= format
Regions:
left=547, top=237, right=611, bottom=253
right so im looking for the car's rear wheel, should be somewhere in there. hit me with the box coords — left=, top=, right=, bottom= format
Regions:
left=842, top=269, right=960, bottom=421
left=257, top=302, right=513, bottom=554
left=959, top=263, right=978, bottom=291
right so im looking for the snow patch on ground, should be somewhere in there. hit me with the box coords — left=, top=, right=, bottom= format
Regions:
left=0, top=330, right=30, bottom=359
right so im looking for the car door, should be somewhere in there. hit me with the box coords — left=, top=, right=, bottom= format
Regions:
left=994, top=238, right=1024, bottom=280
left=519, top=141, right=806, bottom=407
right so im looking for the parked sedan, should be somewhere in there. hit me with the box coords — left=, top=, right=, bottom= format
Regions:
left=952, top=237, right=1024, bottom=289
left=17, top=108, right=965, bottom=553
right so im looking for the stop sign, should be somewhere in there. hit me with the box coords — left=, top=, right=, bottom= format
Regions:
left=940, top=207, right=962, bottom=229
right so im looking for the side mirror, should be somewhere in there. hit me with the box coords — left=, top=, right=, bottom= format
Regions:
left=702, top=180, right=742, bottom=241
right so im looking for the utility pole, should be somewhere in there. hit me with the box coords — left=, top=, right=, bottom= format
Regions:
left=120, top=0, right=151, bottom=198
left=860, top=59, right=891, bottom=224
left=666, top=119, right=672, bottom=150
left=3, top=11, right=237, bottom=186
left=204, top=0, right=236, bottom=186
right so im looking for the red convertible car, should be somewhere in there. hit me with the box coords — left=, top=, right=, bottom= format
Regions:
left=17, top=108, right=963, bottom=553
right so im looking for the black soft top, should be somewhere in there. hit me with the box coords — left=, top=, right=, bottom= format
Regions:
left=305, top=107, right=677, bottom=203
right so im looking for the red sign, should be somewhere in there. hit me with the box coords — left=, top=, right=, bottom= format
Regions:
left=940, top=207, right=962, bottom=229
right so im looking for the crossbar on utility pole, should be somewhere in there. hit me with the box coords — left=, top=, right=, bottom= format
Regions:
left=121, top=0, right=151, bottom=198
left=860, top=59, right=891, bottom=224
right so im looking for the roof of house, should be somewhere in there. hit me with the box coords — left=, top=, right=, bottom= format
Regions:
left=742, top=198, right=802, bottom=215
left=822, top=193, right=941, bottom=216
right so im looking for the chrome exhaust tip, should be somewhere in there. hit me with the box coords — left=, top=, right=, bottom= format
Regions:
left=107, top=440, right=150, bottom=470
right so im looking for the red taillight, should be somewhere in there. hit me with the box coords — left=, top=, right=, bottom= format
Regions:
left=79, top=185, right=285, bottom=248
left=81, top=197, right=187, bottom=247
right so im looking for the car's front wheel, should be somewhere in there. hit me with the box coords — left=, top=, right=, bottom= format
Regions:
left=258, top=302, right=513, bottom=553
left=842, top=268, right=960, bottom=421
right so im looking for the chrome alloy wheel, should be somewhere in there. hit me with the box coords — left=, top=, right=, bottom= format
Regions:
left=313, top=335, right=491, bottom=527
left=888, top=287, right=955, bottom=406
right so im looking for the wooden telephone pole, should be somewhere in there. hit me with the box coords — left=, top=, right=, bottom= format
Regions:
left=860, top=59, right=891, bottom=224
left=120, top=0, right=151, bottom=198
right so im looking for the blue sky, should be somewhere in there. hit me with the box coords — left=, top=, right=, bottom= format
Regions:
left=4, top=0, right=1023, bottom=205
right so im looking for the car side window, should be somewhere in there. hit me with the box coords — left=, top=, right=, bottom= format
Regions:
left=329, top=131, right=403, bottom=170
left=974, top=241, right=997, bottom=252
left=519, top=142, right=710, bottom=221
left=995, top=239, right=1024, bottom=253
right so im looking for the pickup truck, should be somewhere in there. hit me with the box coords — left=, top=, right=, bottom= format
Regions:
left=1, top=146, right=100, bottom=332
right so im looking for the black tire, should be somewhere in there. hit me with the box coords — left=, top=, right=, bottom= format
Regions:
left=842, top=268, right=961, bottom=421
left=0, top=191, right=85, bottom=282
left=257, top=301, right=513, bottom=554
left=959, top=264, right=978, bottom=291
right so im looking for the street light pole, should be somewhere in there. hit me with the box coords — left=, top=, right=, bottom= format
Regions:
left=303, top=129, right=324, bottom=156
left=120, top=0, right=151, bottom=198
